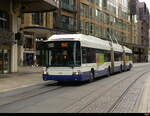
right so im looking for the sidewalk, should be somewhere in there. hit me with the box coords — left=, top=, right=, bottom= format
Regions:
left=0, top=66, right=45, bottom=93
left=0, top=63, right=150, bottom=93
left=133, top=63, right=150, bottom=68
left=0, top=66, right=42, bottom=78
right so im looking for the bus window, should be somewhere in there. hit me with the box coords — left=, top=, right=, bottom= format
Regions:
left=82, top=47, right=96, bottom=64
left=114, top=52, right=123, bottom=61
left=105, top=52, right=111, bottom=62
left=87, top=48, right=96, bottom=63
left=125, top=53, right=132, bottom=61
left=44, top=41, right=81, bottom=67
left=76, top=43, right=81, bottom=65
left=82, top=48, right=87, bottom=64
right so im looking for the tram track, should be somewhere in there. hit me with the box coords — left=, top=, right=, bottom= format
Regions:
left=79, top=70, right=150, bottom=113
left=0, top=65, right=149, bottom=113
left=107, top=71, right=150, bottom=113
left=0, top=70, right=138, bottom=112
left=0, top=82, right=63, bottom=108
left=62, top=68, right=150, bottom=113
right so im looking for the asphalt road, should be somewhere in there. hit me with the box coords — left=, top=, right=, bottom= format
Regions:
left=0, top=64, right=150, bottom=113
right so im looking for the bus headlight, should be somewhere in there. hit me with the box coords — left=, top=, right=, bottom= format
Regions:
left=43, top=67, right=48, bottom=75
left=73, top=71, right=82, bottom=75
left=43, top=71, right=48, bottom=75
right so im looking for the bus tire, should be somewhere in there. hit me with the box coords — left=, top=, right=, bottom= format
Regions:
left=57, top=81, right=64, bottom=85
left=120, top=65, right=123, bottom=73
left=88, top=71, right=94, bottom=83
left=128, top=64, right=132, bottom=71
left=107, top=67, right=111, bottom=77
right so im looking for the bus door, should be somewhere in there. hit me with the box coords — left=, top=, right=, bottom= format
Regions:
left=123, top=50, right=126, bottom=70
left=0, top=50, right=3, bottom=74
left=111, top=49, right=115, bottom=73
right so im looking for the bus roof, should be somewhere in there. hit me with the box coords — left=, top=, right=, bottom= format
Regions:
left=124, top=46, right=133, bottom=54
left=47, top=34, right=131, bottom=53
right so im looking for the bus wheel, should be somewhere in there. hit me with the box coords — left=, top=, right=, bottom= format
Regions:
left=120, top=65, right=123, bottom=73
left=107, top=67, right=111, bottom=77
left=128, top=64, right=132, bottom=71
left=88, top=72, right=94, bottom=83
left=57, top=81, right=64, bottom=85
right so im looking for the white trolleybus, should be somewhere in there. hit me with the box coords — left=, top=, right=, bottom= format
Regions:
left=42, top=34, right=133, bottom=82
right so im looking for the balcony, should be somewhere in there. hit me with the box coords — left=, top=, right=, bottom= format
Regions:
left=54, top=22, right=77, bottom=32
left=14, top=0, right=58, bottom=13
left=61, top=2, right=77, bottom=13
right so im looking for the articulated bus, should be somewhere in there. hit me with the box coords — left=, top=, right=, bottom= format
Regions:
left=42, top=34, right=133, bottom=82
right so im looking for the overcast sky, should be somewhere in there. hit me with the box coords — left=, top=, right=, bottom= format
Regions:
left=139, top=0, right=150, bottom=11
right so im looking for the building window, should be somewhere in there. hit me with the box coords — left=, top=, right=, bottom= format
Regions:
left=24, top=37, right=34, bottom=50
left=0, top=11, right=9, bottom=31
left=80, top=3, right=89, bottom=18
left=80, top=21, right=84, bottom=33
left=32, top=13, right=43, bottom=25
left=61, top=15, right=75, bottom=31
left=21, top=14, right=24, bottom=24
left=62, top=0, right=75, bottom=6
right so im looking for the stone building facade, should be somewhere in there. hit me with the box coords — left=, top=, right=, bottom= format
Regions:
left=20, top=0, right=150, bottom=65
left=0, top=0, right=58, bottom=74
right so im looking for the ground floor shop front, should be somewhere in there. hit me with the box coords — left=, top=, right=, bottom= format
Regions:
left=0, top=48, right=11, bottom=74
left=133, top=48, right=148, bottom=63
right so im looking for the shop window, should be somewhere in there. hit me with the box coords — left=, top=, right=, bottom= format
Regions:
left=0, top=50, right=10, bottom=74
left=0, top=50, right=3, bottom=73
left=24, top=37, right=34, bottom=50
left=0, top=11, right=9, bottom=31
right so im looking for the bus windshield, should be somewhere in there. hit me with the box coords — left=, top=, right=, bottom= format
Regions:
left=44, top=41, right=81, bottom=67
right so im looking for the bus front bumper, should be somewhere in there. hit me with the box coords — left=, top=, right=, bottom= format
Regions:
left=43, top=74, right=88, bottom=82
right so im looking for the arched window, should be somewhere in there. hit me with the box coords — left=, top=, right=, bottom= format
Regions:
left=0, top=11, right=9, bottom=31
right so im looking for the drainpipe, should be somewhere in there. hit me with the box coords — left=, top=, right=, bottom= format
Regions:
left=58, top=0, right=62, bottom=32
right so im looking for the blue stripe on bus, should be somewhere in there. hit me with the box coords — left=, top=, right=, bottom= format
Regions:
left=43, top=69, right=108, bottom=82
left=43, top=73, right=90, bottom=82
left=95, top=69, right=108, bottom=77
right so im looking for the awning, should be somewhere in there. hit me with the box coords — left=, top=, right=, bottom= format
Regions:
left=20, top=26, right=72, bottom=38
left=21, top=26, right=52, bottom=38
left=14, top=0, right=58, bottom=13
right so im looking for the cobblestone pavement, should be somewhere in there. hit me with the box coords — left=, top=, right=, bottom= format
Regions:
left=138, top=72, right=150, bottom=113
left=0, top=63, right=149, bottom=113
